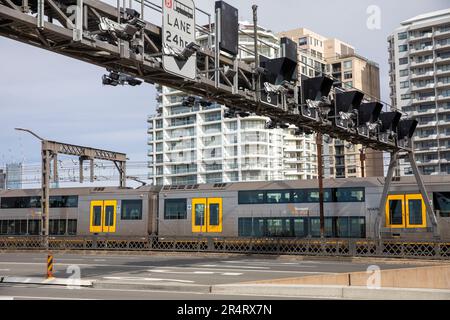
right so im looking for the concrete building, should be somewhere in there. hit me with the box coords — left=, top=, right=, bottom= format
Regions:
left=147, top=23, right=318, bottom=186
left=0, top=169, right=5, bottom=190
left=388, top=9, right=450, bottom=175
left=6, top=163, right=22, bottom=189
left=278, top=28, right=384, bottom=178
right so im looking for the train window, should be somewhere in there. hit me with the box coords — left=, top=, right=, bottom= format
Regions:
left=28, top=220, right=40, bottom=235
left=121, top=200, right=143, bottom=220
left=433, top=192, right=450, bottom=217
left=164, top=199, right=187, bottom=220
left=390, top=201, right=403, bottom=225
left=309, top=218, right=321, bottom=237
left=349, top=217, right=366, bottom=238
left=93, top=206, right=102, bottom=227
left=105, top=206, right=114, bottom=227
left=238, top=218, right=253, bottom=237
left=335, top=188, right=365, bottom=202
left=209, top=204, right=219, bottom=226
left=1, top=196, right=78, bottom=209
left=294, top=218, right=308, bottom=237
left=194, top=204, right=205, bottom=226
left=337, top=217, right=350, bottom=238
left=408, top=199, right=423, bottom=225
left=305, top=189, right=332, bottom=203
left=266, top=191, right=291, bottom=204
left=238, top=191, right=265, bottom=204
left=67, top=220, right=77, bottom=235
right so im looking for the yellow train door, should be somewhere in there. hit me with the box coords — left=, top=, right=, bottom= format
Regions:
left=207, top=198, right=222, bottom=233
left=90, top=201, right=104, bottom=233
left=103, top=200, right=117, bottom=233
left=90, top=200, right=117, bottom=234
left=385, top=195, right=405, bottom=228
left=405, top=194, right=426, bottom=228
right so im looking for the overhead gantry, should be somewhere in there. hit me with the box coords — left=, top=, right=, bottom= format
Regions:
left=0, top=0, right=440, bottom=238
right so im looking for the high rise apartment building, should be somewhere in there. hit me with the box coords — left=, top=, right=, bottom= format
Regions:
left=147, top=23, right=319, bottom=186
left=388, top=9, right=450, bottom=175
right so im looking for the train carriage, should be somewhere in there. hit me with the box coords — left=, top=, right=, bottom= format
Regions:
left=0, top=176, right=449, bottom=240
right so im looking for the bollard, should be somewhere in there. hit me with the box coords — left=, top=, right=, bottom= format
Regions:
left=47, top=254, right=54, bottom=279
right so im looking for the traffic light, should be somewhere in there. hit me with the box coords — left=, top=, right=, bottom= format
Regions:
left=397, top=119, right=418, bottom=140
left=299, top=76, right=334, bottom=121
left=379, top=111, right=402, bottom=144
left=356, top=102, right=383, bottom=137
left=333, top=90, right=364, bottom=130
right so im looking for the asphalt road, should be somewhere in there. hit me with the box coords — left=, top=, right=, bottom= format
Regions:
left=0, top=252, right=422, bottom=300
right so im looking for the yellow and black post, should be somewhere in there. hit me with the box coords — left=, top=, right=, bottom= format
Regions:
left=47, top=254, right=54, bottom=279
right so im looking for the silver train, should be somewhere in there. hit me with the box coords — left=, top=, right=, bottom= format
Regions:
left=1, top=176, right=449, bottom=240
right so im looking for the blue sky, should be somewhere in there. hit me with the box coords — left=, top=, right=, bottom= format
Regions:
left=0, top=0, right=448, bottom=167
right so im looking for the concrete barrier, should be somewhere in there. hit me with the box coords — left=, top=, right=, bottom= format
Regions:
left=211, top=284, right=450, bottom=300
left=247, top=264, right=450, bottom=290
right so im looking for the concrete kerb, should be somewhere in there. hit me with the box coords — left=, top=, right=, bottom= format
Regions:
left=0, top=276, right=93, bottom=287
left=93, top=280, right=212, bottom=293
left=210, top=284, right=450, bottom=300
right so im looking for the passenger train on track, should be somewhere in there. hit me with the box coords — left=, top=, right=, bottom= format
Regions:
left=0, top=176, right=449, bottom=240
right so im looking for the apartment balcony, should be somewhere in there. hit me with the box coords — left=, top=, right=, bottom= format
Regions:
left=412, top=96, right=436, bottom=104
left=437, top=95, right=450, bottom=103
left=410, top=58, right=435, bottom=67
left=241, top=164, right=269, bottom=171
left=409, top=32, right=433, bottom=42
left=410, top=70, right=435, bottom=80
left=410, top=45, right=434, bottom=55
left=416, top=108, right=437, bottom=115
left=411, top=83, right=435, bottom=92
left=438, top=105, right=450, bottom=113
left=437, top=68, right=450, bottom=76
left=436, top=81, right=450, bottom=89
left=435, top=28, right=450, bottom=38
left=438, top=119, right=450, bottom=126
left=435, top=42, right=450, bottom=51
left=414, top=134, right=438, bottom=141
left=436, top=56, right=450, bottom=64
left=417, top=121, right=437, bottom=128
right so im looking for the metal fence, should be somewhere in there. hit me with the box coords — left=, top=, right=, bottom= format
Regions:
left=0, top=236, right=448, bottom=260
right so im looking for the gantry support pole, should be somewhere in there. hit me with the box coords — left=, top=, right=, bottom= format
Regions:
left=408, top=149, right=439, bottom=237
left=316, top=133, right=325, bottom=238
left=377, top=149, right=440, bottom=239
left=41, top=145, right=50, bottom=250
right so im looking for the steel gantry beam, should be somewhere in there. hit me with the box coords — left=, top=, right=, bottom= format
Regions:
left=2, top=0, right=440, bottom=239
left=0, top=0, right=408, bottom=153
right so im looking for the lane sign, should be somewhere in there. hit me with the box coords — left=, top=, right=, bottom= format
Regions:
left=162, top=0, right=196, bottom=80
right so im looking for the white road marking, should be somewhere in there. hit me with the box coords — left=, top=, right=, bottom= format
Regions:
left=94, top=259, right=106, bottom=262
left=0, top=296, right=14, bottom=300
left=223, top=261, right=315, bottom=267
left=198, top=264, right=270, bottom=269
left=0, top=269, right=10, bottom=271
left=103, top=276, right=194, bottom=283
left=149, top=269, right=242, bottom=276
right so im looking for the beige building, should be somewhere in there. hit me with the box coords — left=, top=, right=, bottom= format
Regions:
left=278, top=28, right=384, bottom=178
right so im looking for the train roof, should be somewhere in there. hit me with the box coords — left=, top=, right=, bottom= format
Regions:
left=1, top=175, right=449, bottom=196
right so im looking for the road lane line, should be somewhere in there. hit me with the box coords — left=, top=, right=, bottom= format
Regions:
left=103, top=276, right=194, bottom=283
